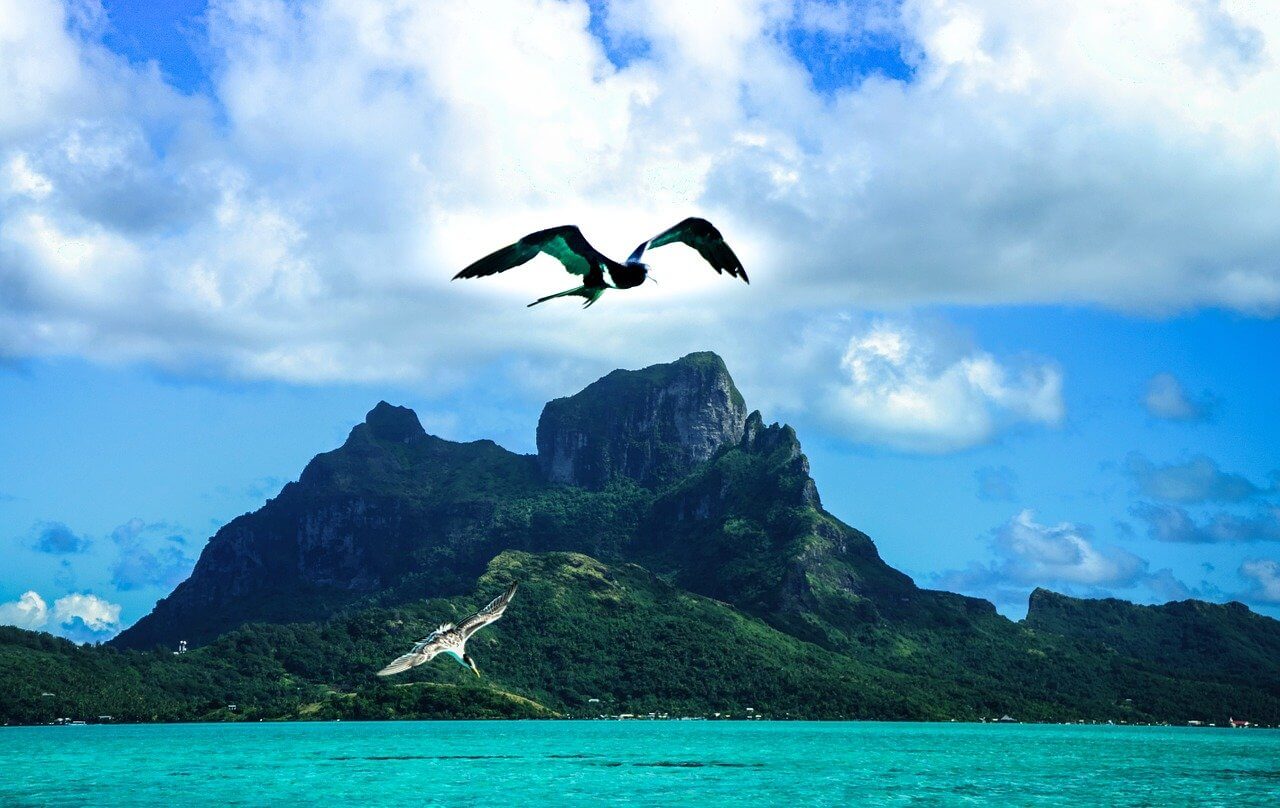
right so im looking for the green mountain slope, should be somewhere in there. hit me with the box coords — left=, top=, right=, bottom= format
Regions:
left=9, top=551, right=1280, bottom=725
left=2, top=551, right=938, bottom=723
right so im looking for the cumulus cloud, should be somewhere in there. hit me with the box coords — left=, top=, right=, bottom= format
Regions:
left=1144, top=373, right=1214, bottom=422
left=990, top=510, right=1145, bottom=587
left=1238, top=559, right=1280, bottom=605
left=0, top=589, right=121, bottom=641
left=28, top=521, right=91, bottom=554
left=52, top=592, right=120, bottom=633
left=975, top=465, right=1018, bottom=502
left=0, top=590, right=49, bottom=629
left=1132, top=503, right=1280, bottom=544
left=1124, top=453, right=1266, bottom=504
left=2, top=0, right=1280, bottom=389
left=820, top=322, right=1062, bottom=451
left=933, top=509, right=1182, bottom=609
left=109, top=518, right=196, bottom=591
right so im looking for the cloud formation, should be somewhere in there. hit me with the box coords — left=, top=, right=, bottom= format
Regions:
left=28, top=521, right=90, bottom=554
left=0, top=590, right=49, bottom=630
left=820, top=322, right=1062, bottom=452
left=1143, top=373, right=1214, bottom=422
left=108, top=518, right=196, bottom=591
left=1124, top=453, right=1266, bottom=504
left=1238, top=559, right=1280, bottom=605
left=1132, top=503, right=1280, bottom=544
left=0, top=589, right=122, bottom=641
left=3, top=0, right=1280, bottom=393
left=933, top=510, right=1162, bottom=608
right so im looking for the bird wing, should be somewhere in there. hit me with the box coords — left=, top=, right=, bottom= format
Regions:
left=376, top=628, right=449, bottom=676
left=627, top=217, right=748, bottom=282
left=457, top=582, right=518, bottom=640
left=454, top=226, right=606, bottom=280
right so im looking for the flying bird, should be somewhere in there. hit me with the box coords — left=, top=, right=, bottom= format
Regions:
left=452, top=217, right=747, bottom=308
left=377, top=582, right=518, bottom=677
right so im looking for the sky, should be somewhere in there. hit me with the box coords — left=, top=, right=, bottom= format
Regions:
left=1, top=0, right=1278, bottom=642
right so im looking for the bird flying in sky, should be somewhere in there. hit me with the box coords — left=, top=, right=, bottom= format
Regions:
left=452, top=217, right=748, bottom=308
left=376, top=582, right=518, bottom=677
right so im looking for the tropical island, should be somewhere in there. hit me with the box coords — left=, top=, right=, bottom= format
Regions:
left=3, top=353, right=1278, bottom=725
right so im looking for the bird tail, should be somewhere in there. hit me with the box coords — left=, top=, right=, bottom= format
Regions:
left=527, top=285, right=605, bottom=308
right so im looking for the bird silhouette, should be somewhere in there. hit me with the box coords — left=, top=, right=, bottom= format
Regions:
left=453, top=217, right=747, bottom=308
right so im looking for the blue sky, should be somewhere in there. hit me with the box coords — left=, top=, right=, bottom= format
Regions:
left=2, top=0, right=1279, bottom=640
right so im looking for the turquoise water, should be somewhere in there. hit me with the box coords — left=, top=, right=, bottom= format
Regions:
left=2, top=722, right=1278, bottom=806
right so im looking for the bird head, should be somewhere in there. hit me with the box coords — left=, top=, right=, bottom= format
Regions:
left=463, top=653, right=481, bottom=677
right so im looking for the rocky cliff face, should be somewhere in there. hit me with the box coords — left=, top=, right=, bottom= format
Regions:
left=536, top=352, right=748, bottom=489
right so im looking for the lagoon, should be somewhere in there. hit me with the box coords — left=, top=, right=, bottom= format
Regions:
left=2, top=721, right=1277, bottom=806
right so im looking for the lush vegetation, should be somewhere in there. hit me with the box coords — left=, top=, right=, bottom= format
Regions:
left=6, top=551, right=1280, bottom=725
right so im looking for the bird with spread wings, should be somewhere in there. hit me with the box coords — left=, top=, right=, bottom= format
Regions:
left=376, top=582, right=518, bottom=677
left=452, top=217, right=747, bottom=308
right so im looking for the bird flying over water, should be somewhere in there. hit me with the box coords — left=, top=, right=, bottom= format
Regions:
left=452, top=217, right=747, bottom=308
left=376, top=582, right=518, bottom=677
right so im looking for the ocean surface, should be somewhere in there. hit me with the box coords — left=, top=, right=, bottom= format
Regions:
left=2, top=721, right=1278, bottom=806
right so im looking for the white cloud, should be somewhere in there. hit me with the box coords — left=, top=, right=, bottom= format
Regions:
left=993, top=509, right=1145, bottom=587
left=5, top=153, right=52, bottom=198
left=1144, top=373, right=1213, bottom=421
left=3, top=0, right=1280, bottom=390
left=0, top=588, right=121, bottom=640
left=1239, top=558, right=1280, bottom=604
left=0, top=590, right=49, bottom=630
left=51, top=592, right=120, bottom=633
left=934, top=509, right=1162, bottom=609
left=820, top=321, right=1062, bottom=451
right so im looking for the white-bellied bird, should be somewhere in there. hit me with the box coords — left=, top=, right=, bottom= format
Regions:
left=376, top=582, right=518, bottom=677
left=452, top=217, right=748, bottom=308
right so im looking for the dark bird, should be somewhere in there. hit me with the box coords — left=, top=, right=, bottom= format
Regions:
left=453, top=217, right=747, bottom=307
left=376, top=582, right=518, bottom=677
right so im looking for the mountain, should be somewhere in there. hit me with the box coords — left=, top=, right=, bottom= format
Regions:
left=7, top=351, right=1278, bottom=724
left=114, top=352, right=992, bottom=653
left=1026, top=589, right=1280, bottom=694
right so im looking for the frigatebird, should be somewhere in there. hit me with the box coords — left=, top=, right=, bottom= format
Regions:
left=452, top=217, right=747, bottom=307
left=376, top=582, right=518, bottom=677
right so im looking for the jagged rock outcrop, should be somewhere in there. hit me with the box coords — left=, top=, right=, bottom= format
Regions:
left=536, top=352, right=747, bottom=489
